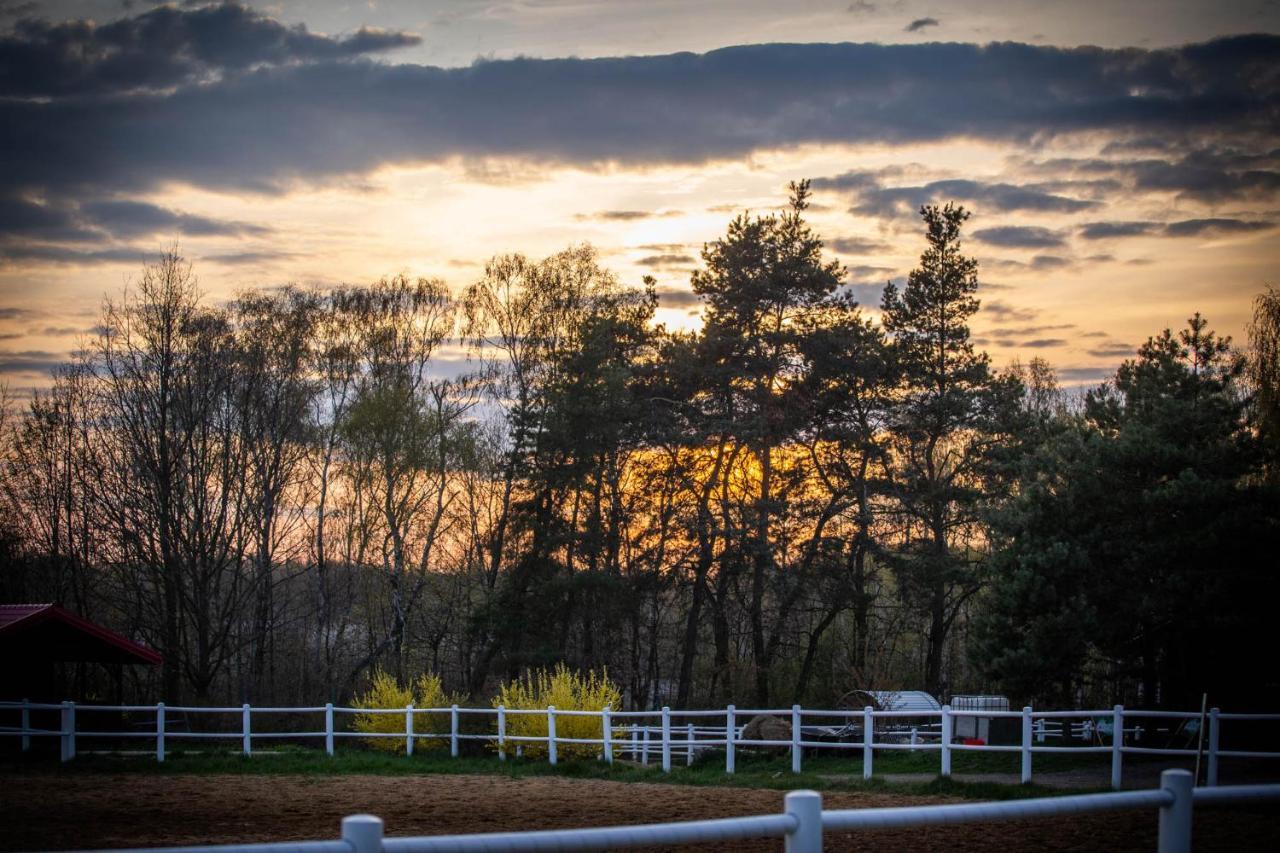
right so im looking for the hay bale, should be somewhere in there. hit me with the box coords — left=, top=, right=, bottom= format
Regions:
left=740, top=714, right=791, bottom=750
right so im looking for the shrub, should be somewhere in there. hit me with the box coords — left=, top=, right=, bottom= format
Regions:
left=352, top=669, right=461, bottom=752
left=491, top=664, right=622, bottom=759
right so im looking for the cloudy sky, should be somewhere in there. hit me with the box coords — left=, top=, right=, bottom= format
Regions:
left=1, top=0, right=1277, bottom=394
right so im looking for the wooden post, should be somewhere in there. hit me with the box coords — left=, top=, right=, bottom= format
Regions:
left=1157, top=769, right=1193, bottom=853
left=661, top=706, right=671, bottom=773
left=60, top=701, right=75, bottom=762
left=940, top=705, right=952, bottom=777
left=602, top=707, right=613, bottom=765
left=156, top=702, right=165, bottom=763
left=547, top=705, right=557, bottom=766
left=686, top=723, right=695, bottom=766
left=791, top=705, right=802, bottom=774
left=1111, top=704, right=1123, bottom=790
left=20, top=699, right=30, bottom=753
left=405, top=703, right=414, bottom=756
left=642, top=724, right=650, bottom=765
left=325, top=703, right=334, bottom=756
left=341, top=815, right=383, bottom=853
left=1020, top=706, right=1032, bottom=784
left=783, top=790, right=822, bottom=853
left=497, top=705, right=506, bottom=761
left=863, top=706, right=874, bottom=780
left=242, top=704, right=251, bottom=756
left=725, top=705, right=736, bottom=774
left=450, top=704, right=459, bottom=758
left=1207, top=708, right=1220, bottom=787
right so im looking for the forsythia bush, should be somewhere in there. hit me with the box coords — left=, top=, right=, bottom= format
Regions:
left=352, top=670, right=461, bottom=752
left=492, top=664, right=622, bottom=759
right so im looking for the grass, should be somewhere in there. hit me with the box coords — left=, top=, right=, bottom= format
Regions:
left=0, top=741, right=1138, bottom=801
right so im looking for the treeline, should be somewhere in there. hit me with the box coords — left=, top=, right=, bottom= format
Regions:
left=2, top=183, right=1277, bottom=711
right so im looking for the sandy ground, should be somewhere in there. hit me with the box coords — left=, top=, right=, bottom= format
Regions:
left=0, top=772, right=1276, bottom=852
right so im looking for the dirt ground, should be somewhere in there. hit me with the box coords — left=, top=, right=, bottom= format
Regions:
left=1, top=772, right=1276, bottom=852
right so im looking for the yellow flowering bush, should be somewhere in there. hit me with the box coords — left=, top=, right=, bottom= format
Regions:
left=491, top=664, right=622, bottom=759
left=352, top=669, right=461, bottom=752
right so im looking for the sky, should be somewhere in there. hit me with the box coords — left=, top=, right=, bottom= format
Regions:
left=1, top=0, right=1277, bottom=395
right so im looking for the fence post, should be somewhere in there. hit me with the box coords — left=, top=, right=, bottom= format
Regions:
left=1020, top=706, right=1032, bottom=784
left=940, top=705, right=951, bottom=777
left=686, top=723, right=695, bottom=766
left=863, top=706, right=874, bottom=780
left=497, top=705, right=506, bottom=762
left=725, top=704, right=736, bottom=774
left=661, top=706, right=671, bottom=773
left=405, top=703, right=414, bottom=756
left=642, top=724, right=650, bottom=765
left=602, top=706, right=613, bottom=764
left=241, top=704, right=251, bottom=756
left=1035, top=717, right=1045, bottom=744
left=21, top=698, right=30, bottom=753
left=341, top=815, right=384, bottom=853
left=1206, top=707, right=1220, bottom=787
left=910, top=727, right=918, bottom=751
left=325, top=703, right=334, bottom=756
left=792, top=705, right=802, bottom=773
left=1157, top=768, right=1193, bottom=853
left=783, top=789, right=823, bottom=853
left=450, top=704, right=459, bottom=758
left=547, top=706, right=557, bottom=765
left=60, top=701, right=75, bottom=762
left=1111, top=704, right=1123, bottom=790
left=156, top=702, right=165, bottom=763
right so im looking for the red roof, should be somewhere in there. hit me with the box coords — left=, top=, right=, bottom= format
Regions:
left=0, top=604, right=162, bottom=665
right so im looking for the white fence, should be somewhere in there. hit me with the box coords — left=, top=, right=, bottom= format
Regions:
left=90, top=771, right=1280, bottom=853
left=4, top=699, right=1279, bottom=789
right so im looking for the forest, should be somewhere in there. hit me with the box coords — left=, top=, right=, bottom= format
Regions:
left=2, top=183, right=1277, bottom=712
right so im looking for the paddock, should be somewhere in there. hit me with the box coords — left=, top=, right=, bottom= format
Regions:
left=2, top=769, right=1277, bottom=852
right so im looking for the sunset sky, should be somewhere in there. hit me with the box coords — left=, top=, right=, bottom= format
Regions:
left=1, top=0, right=1277, bottom=395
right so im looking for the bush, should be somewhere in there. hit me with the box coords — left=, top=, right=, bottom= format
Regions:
left=491, top=664, right=622, bottom=759
left=352, top=670, right=461, bottom=752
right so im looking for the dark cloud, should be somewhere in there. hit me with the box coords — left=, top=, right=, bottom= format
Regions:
left=847, top=264, right=895, bottom=279
left=982, top=300, right=1039, bottom=322
left=847, top=2, right=878, bottom=14
left=1163, top=218, right=1274, bottom=237
left=1059, top=366, right=1114, bottom=384
left=1078, top=220, right=1158, bottom=239
left=0, top=2, right=421, bottom=97
left=1088, top=342, right=1135, bottom=358
left=829, top=235, right=892, bottom=254
left=1031, top=255, right=1070, bottom=270
left=1020, top=338, right=1067, bottom=348
left=905, top=18, right=940, bottom=33
left=815, top=173, right=1099, bottom=218
left=1030, top=149, right=1280, bottom=204
left=972, top=226, right=1065, bottom=248
left=198, top=250, right=296, bottom=265
left=0, top=245, right=152, bottom=265
left=636, top=253, right=696, bottom=267
left=654, top=287, right=701, bottom=308
left=2, top=26, right=1276, bottom=202
left=0, top=349, right=67, bottom=374
left=81, top=200, right=270, bottom=239
left=576, top=210, right=681, bottom=222
left=0, top=196, right=102, bottom=242
left=984, top=323, right=1075, bottom=339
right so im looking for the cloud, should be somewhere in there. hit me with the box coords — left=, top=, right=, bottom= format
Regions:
left=0, top=2, right=421, bottom=97
left=905, top=18, right=940, bottom=33
left=1020, top=338, right=1067, bottom=348
left=815, top=173, right=1099, bottom=218
left=1088, top=342, right=1135, bottom=358
left=0, top=349, right=67, bottom=375
left=81, top=200, right=270, bottom=239
left=1163, top=218, right=1274, bottom=237
left=653, top=287, right=701, bottom=308
left=982, top=300, right=1038, bottom=323
left=847, top=2, right=878, bottom=14
left=972, top=226, right=1065, bottom=248
left=2, top=23, right=1276, bottom=202
left=575, top=210, right=682, bottom=222
left=0, top=245, right=152, bottom=265
left=1058, top=366, right=1114, bottom=384
left=1078, top=221, right=1158, bottom=240
left=829, top=235, right=892, bottom=254
left=636, top=253, right=696, bottom=267
left=198, top=250, right=297, bottom=265
left=847, top=264, right=895, bottom=279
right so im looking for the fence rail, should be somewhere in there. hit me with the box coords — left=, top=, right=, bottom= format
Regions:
left=4, top=699, right=1278, bottom=788
left=86, top=771, right=1280, bottom=853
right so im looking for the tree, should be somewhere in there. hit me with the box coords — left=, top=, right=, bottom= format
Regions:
left=975, top=316, right=1280, bottom=708
left=879, top=203, right=1007, bottom=697
left=689, top=180, right=849, bottom=704
left=1249, top=285, right=1280, bottom=480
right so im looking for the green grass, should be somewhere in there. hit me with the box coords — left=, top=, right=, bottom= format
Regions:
left=0, top=742, right=1136, bottom=801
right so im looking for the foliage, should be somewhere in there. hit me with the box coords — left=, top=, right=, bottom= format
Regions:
left=352, top=670, right=462, bottom=752
left=491, top=664, right=621, bottom=759
left=973, top=316, right=1280, bottom=708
